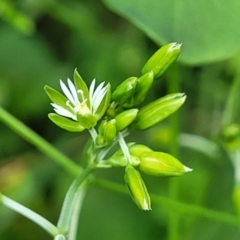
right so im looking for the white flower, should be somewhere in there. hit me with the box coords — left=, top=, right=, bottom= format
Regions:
left=51, top=78, right=108, bottom=121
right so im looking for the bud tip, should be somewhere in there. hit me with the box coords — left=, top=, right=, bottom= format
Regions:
left=184, top=166, right=193, bottom=172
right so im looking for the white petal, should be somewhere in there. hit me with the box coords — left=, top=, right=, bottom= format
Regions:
left=88, top=79, right=96, bottom=107
left=51, top=103, right=77, bottom=120
left=92, top=86, right=107, bottom=113
left=67, top=78, right=80, bottom=105
left=92, top=81, right=105, bottom=102
left=60, top=80, right=76, bottom=106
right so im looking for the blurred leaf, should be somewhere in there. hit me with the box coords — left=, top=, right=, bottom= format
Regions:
left=103, top=0, right=240, bottom=65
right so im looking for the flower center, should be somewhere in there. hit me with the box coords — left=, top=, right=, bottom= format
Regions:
left=76, top=102, right=91, bottom=115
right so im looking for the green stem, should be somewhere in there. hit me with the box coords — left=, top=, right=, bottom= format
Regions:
left=167, top=64, right=181, bottom=240
left=93, top=178, right=240, bottom=227
left=67, top=187, right=87, bottom=240
left=57, top=166, right=94, bottom=235
left=222, top=72, right=240, bottom=126
left=0, top=106, right=80, bottom=176
left=118, top=132, right=131, bottom=164
left=0, top=194, right=60, bottom=236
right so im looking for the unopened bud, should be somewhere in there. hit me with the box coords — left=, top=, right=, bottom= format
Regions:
left=142, top=42, right=181, bottom=79
left=129, top=144, right=153, bottom=157
left=124, top=165, right=151, bottom=210
left=102, top=119, right=117, bottom=143
left=124, top=72, right=154, bottom=107
left=131, top=93, right=186, bottom=130
left=115, top=109, right=139, bottom=131
left=139, top=151, right=192, bottom=176
left=112, top=77, right=138, bottom=105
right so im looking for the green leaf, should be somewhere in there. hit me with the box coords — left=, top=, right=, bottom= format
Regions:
left=48, top=113, right=85, bottom=132
left=103, top=0, right=240, bottom=64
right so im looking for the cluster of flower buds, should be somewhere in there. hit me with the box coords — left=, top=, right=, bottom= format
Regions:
left=104, top=143, right=192, bottom=210
left=45, top=42, right=192, bottom=210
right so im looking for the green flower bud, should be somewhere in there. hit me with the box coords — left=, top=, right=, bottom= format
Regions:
left=142, top=42, right=181, bottom=79
left=124, top=165, right=151, bottom=210
left=129, top=144, right=153, bottom=157
left=131, top=93, right=186, bottom=130
left=48, top=113, right=85, bottom=132
left=112, top=77, right=138, bottom=105
left=124, top=72, right=154, bottom=107
left=139, top=151, right=192, bottom=176
left=102, top=119, right=117, bottom=143
left=115, top=109, right=139, bottom=131
left=95, top=134, right=105, bottom=146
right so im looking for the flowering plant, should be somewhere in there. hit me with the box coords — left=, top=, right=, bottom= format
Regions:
left=0, top=42, right=192, bottom=240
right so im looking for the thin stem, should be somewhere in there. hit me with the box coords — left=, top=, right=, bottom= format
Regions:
left=0, top=106, right=80, bottom=176
left=1, top=194, right=60, bottom=236
left=68, top=186, right=87, bottom=240
left=166, top=63, right=181, bottom=240
left=222, top=71, right=240, bottom=126
left=57, top=166, right=94, bottom=234
left=92, top=178, right=240, bottom=227
left=97, top=129, right=129, bottom=161
left=118, top=132, right=131, bottom=164
left=88, top=127, right=97, bottom=142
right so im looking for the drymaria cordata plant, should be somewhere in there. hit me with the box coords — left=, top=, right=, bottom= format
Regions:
left=0, top=42, right=192, bottom=239
left=45, top=42, right=191, bottom=211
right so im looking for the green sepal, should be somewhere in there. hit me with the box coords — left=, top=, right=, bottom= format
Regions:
left=73, top=69, right=89, bottom=105
left=48, top=113, right=85, bottom=132
left=95, top=83, right=111, bottom=120
left=115, top=109, right=139, bottom=131
left=142, top=42, right=181, bottom=79
left=76, top=112, right=97, bottom=129
left=129, top=144, right=153, bottom=157
left=131, top=93, right=186, bottom=130
left=124, top=165, right=151, bottom=211
left=139, top=151, right=192, bottom=176
left=112, top=77, right=138, bottom=105
left=124, top=72, right=154, bottom=107
left=44, top=85, right=69, bottom=109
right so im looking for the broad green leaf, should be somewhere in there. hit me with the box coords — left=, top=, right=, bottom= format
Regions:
left=103, top=0, right=240, bottom=65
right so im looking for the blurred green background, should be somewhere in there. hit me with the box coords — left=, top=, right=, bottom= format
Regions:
left=1, top=0, right=240, bottom=239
